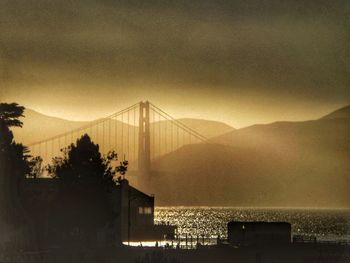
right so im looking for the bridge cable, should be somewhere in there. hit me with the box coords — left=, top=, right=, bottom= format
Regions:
left=149, top=103, right=207, bottom=142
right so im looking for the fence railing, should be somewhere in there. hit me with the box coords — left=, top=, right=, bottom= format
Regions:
left=292, top=235, right=350, bottom=246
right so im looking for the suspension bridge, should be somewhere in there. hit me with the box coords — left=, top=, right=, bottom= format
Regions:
left=28, top=101, right=208, bottom=174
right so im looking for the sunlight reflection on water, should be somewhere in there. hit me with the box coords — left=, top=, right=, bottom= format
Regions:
left=155, top=207, right=350, bottom=241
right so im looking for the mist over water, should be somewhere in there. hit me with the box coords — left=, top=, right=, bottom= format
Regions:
left=155, top=207, right=350, bottom=241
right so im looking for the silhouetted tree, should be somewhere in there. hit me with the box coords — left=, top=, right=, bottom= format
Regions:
left=27, top=156, right=44, bottom=178
left=0, top=103, right=38, bottom=179
left=0, top=102, right=29, bottom=210
left=0, top=102, right=35, bottom=256
left=0, top=102, right=25, bottom=128
left=47, top=134, right=128, bottom=239
left=0, top=103, right=24, bottom=156
left=49, top=134, right=127, bottom=188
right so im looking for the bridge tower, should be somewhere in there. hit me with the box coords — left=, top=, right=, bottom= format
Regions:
left=138, top=101, right=151, bottom=174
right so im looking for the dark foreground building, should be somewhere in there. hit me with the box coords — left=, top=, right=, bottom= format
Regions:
left=16, top=185, right=350, bottom=263
left=19, top=177, right=175, bottom=249
left=113, top=179, right=176, bottom=243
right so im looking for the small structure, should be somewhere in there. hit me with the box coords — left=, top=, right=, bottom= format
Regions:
left=227, top=221, right=291, bottom=246
left=113, top=179, right=176, bottom=243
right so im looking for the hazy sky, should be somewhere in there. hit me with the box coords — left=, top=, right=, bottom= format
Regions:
left=1, top=0, right=349, bottom=127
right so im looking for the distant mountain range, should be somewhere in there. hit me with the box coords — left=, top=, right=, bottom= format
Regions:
left=13, top=109, right=89, bottom=145
left=148, top=105, right=350, bottom=208
left=12, top=105, right=350, bottom=208
left=321, top=105, right=350, bottom=120
left=12, top=108, right=234, bottom=147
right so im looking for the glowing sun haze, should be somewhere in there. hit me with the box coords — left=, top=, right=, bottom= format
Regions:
left=1, top=0, right=349, bottom=127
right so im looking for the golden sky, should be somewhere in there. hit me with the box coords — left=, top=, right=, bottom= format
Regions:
left=1, top=0, right=349, bottom=127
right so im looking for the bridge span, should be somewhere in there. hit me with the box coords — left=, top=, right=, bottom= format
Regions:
left=28, top=101, right=208, bottom=174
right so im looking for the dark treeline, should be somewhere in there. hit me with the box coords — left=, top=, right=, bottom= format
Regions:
left=0, top=102, right=128, bottom=260
left=0, top=103, right=34, bottom=258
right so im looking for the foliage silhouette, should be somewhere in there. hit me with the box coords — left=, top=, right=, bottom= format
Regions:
left=47, top=133, right=128, bottom=235
left=0, top=102, right=25, bottom=128
left=27, top=156, right=44, bottom=178
left=0, top=102, right=30, bottom=195
left=48, top=134, right=127, bottom=188
left=0, top=102, right=36, bottom=254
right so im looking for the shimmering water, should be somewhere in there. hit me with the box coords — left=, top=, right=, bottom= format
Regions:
left=155, top=207, right=350, bottom=241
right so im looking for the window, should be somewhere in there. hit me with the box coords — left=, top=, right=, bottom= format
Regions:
left=144, top=207, right=152, bottom=214
left=138, top=207, right=152, bottom=215
left=138, top=207, right=144, bottom=214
